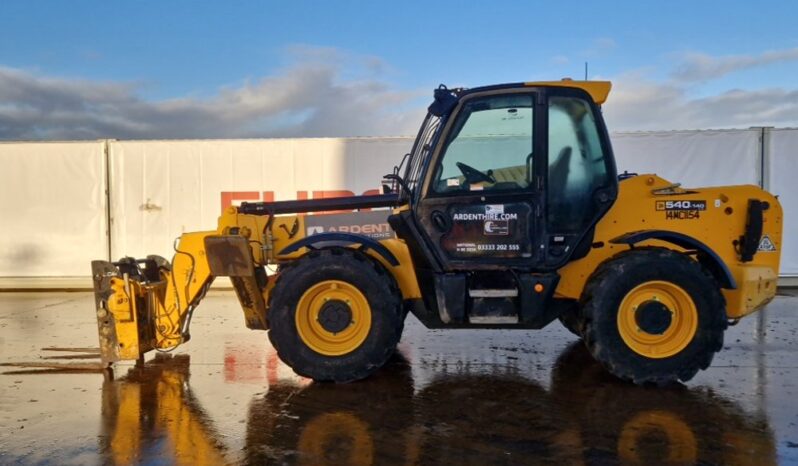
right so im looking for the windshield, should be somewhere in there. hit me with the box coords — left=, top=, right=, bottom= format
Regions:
left=432, top=94, right=534, bottom=193
left=403, top=112, right=441, bottom=198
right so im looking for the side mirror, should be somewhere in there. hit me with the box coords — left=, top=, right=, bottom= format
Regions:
left=383, top=174, right=410, bottom=196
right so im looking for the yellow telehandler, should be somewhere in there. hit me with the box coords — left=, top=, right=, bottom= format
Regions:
left=90, top=80, right=782, bottom=385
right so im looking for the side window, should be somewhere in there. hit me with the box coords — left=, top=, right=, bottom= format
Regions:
left=547, top=96, right=610, bottom=232
left=432, top=94, right=534, bottom=193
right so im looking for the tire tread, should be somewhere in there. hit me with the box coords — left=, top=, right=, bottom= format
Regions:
left=581, top=247, right=726, bottom=385
left=267, top=247, right=403, bottom=383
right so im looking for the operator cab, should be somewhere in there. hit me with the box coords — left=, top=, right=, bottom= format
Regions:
left=389, top=81, right=618, bottom=328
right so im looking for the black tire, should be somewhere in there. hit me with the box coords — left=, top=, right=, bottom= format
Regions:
left=581, top=247, right=726, bottom=385
left=558, top=305, right=582, bottom=338
left=268, top=248, right=404, bottom=383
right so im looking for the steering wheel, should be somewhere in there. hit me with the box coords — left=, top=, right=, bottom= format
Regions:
left=456, top=161, right=496, bottom=185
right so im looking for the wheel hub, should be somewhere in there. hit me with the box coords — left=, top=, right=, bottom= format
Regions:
left=318, top=300, right=353, bottom=334
left=617, top=281, right=699, bottom=359
left=295, top=280, right=373, bottom=356
left=635, top=300, right=672, bottom=335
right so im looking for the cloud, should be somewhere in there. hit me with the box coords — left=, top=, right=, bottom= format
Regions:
left=593, top=37, right=617, bottom=50
left=603, top=72, right=798, bottom=130
left=583, top=37, right=617, bottom=58
left=602, top=47, right=798, bottom=130
left=3, top=45, right=798, bottom=139
left=551, top=55, right=570, bottom=65
left=672, top=47, right=798, bottom=82
left=0, top=48, right=425, bottom=140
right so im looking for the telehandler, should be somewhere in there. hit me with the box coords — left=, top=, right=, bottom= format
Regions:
left=91, top=80, right=782, bottom=385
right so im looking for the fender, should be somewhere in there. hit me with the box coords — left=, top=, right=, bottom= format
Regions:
left=278, top=233, right=400, bottom=266
left=610, top=230, right=737, bottom=289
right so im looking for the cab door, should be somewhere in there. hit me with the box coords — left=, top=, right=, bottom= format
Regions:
left=414, top=91, right=545, bottom=271
left=543, top=90, right=618, bottom=267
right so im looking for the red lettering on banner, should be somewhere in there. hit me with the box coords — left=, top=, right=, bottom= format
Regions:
left=311, top=190, right=355, bottom=199
left=220, top=191, right=258, bottom=211
left=220, top=191, right=275, bottom=210
left=311, top=190, right=356, bottom=214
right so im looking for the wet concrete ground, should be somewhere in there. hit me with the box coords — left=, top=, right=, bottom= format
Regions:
left=0, top=290, right=796, bottom=465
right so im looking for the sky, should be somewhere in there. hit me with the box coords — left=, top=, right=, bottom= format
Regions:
left=1, top=1, right=798, bottom=140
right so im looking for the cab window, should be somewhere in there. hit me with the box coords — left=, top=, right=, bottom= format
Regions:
left=547, top=96, right=610, bottom=232
left=432, top=94, right=534, bottom=193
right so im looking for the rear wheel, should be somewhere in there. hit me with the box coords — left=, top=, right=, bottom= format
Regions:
left=268, top=248, right=403, bottom=382
left=581, top=248, right=726, bottom=385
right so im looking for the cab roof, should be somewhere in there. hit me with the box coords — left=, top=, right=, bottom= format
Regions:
left=461, top=80, right=612, bottom=105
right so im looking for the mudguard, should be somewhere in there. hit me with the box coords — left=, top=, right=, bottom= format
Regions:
left=610, top=230, right=737, bottom=289
left=278, top=232, right=400, bottom=266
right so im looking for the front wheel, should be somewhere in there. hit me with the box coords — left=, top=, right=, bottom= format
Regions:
left=268, top=248, right=404, bottom=383
left=558, top=306, right=582, bottom=338
left=581, top=248, right=726, bottom=385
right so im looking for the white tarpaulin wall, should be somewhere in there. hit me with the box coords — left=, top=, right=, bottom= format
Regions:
left=0, top=141, right=108, bottom=283
left=611, top=129, right=762, bottom=187
left=768, top=129, right=798, bottom=275
left=1, top=128, right=797, bottom=287
left=109, top=138, right=409, bottom=260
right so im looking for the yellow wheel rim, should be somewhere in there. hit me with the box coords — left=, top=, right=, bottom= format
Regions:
left=617, top=281, right=698, bottom=359
left=295, top=280, right=372, bottom=356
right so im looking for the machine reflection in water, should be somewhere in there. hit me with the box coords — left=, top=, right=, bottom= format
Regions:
left=100, top=355, right=228, bottom=465
left=101, top=345, right=776, bottom=465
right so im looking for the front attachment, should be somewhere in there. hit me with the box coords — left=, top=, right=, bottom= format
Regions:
left=92, top=260, right=123, bottom=365
left=91, top=258, right=165, bottom=365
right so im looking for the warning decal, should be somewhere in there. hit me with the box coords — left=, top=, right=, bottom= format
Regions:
left=758, top=234, right=777, bottom=252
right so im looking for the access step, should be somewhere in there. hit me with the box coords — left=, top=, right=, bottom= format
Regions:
left=468, top=289, right=519, bottom=298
